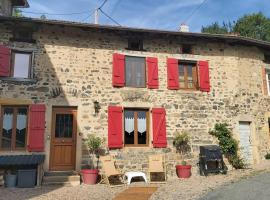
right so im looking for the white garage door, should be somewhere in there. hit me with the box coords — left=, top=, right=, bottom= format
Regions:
left=239, top=122, right=253, bottom=164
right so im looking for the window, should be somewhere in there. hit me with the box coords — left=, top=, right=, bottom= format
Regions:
left=11, top=28, right=34, bottom=43
left=127, top=38, right=143, bottom=51
left=181, top=44, right=193, bottom=54
left=11, top=51, right=32, bottom=78
left=264, top=53, right=270, bottom=64
left=124, top=109, right=149, bottom=146
left=125, top=56, right=146, bottom=87
left=0, top=106, right=28, bottom=150
left=179, top=61, right=198, bottom=89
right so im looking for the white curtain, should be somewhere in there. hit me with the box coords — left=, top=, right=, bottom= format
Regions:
left=16, top=114, right=27, bottom=130
left=3, top=113, right=13, bottom=130
left=137, top=112, right=146, bottom=134
left=125, top=111, right=134, bottom=134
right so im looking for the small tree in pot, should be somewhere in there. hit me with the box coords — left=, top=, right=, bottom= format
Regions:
left=173, top=132, right=192, bottom=178
left=81, top=134, right=104, bottom=185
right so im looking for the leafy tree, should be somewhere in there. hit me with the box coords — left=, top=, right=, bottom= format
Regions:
left=40, top=14, right=47, bottom=20
left=12, top=8, right=23, bottom=17
left=234, top=12, right=270, bottom=42
left=202, top=21, right=234, bottom=34
left=201, top=12, right=270, bottom=42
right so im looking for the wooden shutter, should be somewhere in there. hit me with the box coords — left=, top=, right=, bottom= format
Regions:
left=167, top=58, right=179, bottom=89
left=0, top=46, right=10, bottom=77
left=262, top=67, right=268, bottom=95
left=108, top=106, right=123, bottom=148
left=147, top=57, right=159, bottom=89
left=198, top=60, right=210, bottom=92
left=112, top=53, right=125, bottom=87
left=152, top=108, right=167, bottom=148
left=28, top=104, right=46, bottom=152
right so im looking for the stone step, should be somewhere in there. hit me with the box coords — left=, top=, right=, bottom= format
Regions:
left=44, top=171, right=78, bottom=177
left=43, top=171, right=80, bottom=186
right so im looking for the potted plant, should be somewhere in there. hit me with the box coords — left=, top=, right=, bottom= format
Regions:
left=81, top=134, right=103, bottom=185
left=173, top=132, right=192, bottom=178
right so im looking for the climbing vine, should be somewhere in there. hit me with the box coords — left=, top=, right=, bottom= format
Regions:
left=209, top=123, right=246, bottom=169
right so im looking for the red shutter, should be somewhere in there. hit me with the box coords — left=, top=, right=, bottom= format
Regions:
left=147, top=57, right=159, bottom=89
left=262, top=67, right=268, bottom=95
left=199, top=60, right=210, bottom=92
left=152, top=108, right=167, bottom=148
left=112, top=53, right=125, bottom=87
left=0, top=45, right=11, bottom=77
left=167, top=58, right=179, bottom=89
left=28, top=104, right=46, bottom=152
left=108, top=106, right=123, bottom=148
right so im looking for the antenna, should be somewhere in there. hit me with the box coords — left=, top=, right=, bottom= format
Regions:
left=94, top=8, right=99, bottom=24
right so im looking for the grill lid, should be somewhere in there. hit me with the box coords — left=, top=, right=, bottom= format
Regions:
left=200, top=145, right=222, bottom=159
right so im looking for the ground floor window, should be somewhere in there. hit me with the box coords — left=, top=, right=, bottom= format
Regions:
left=124, top=109, right=149, bottom=146
left=0, top=106, right=28, bottom=150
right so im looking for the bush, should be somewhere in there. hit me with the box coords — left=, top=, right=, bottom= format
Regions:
left=173, top=132, right=191, bottom=154
left=209, top=123, right=246, bottom=169
left=85, top=135, right=104, bottom=169
left=228, top=155, right=246, bottom=169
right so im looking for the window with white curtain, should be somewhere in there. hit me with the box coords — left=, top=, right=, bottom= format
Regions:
left=124, top=109, right=148, bottom=146
left=0, top=106, right=28, bottom=150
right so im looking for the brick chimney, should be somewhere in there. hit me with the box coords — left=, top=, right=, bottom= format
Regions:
left=0, top=0, right=29, bottom=16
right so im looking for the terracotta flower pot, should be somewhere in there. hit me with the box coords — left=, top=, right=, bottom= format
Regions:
left=176, top=165, right=192, bottom=178
left=81, top=169, right=99, bottom=185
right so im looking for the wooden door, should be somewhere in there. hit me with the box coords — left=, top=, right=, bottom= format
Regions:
left=50, top=107, right=77, bottom=171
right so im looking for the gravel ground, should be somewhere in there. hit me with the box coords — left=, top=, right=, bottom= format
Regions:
left=1, top=161, right=270, bottom=200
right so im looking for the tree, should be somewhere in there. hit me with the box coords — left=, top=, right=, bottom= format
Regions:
left=201, top=21, right=233, bottom=34
left=40, top=14, right=47, bottom=20
left=12, top=8, right=23, bottom=17
left=234, top=12, right=270, bottom=42
left=201, top=12, right=270, bottom=42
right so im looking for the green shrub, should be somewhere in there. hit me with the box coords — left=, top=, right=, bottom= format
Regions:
left=173, top=132, right=191, bottom=154
left=265, top=152, right=270, bottom=159
left=209, top=123, right=246, bottom=169
left=85, top=135, right=104, bottom=169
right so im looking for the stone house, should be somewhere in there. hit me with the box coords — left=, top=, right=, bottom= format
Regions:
left=1, top=1, right=270, bottom=182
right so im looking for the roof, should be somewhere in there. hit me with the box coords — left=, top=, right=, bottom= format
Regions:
left=11, top=0, right=29, bottom=8
left=0, top=154, right=45, bottom=166
left=1, top=15, right=270, bottom=50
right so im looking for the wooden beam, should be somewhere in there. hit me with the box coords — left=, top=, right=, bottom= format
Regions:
left=0, top=98, right=32, bottom=105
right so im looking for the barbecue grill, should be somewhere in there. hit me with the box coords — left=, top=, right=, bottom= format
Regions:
left=198, top=145, right=227, bottom=176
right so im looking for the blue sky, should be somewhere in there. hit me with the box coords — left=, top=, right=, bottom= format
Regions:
left=21, top=0, right=270, bottom=32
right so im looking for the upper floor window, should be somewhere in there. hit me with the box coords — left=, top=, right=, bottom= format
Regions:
left=11, top=51, right=32, bottom=78
left=127, top=38, right=143, bottom=51
left=181, top=44, right=193, bottom=54
left=0, top=46, right=33, bottom=79
left=112, top=53, right=159, bottom=89
left=266, top=69, right=270, bottom=95
left=0, top=106, right=28, bottom=150
left=179, top=61, right=198, bottom=90
left=125, top=56, right=146, bottom=88
left=11, top=27, right=35, bottom=43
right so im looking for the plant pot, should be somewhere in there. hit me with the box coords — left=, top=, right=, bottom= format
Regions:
left=5, top=174, right=17, bottom=187
left=81, top=169, right=99, bottom=185
left=176, top=165, right=192, bottom=178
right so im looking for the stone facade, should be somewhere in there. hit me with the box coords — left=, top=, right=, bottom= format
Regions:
left=1, top=20, right=270, bottom=177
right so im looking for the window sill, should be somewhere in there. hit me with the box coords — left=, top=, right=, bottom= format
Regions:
left=0, top=77, right=37, bottom=84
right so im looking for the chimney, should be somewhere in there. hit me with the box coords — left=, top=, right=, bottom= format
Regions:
left=179, top=23, right=189, bottom=32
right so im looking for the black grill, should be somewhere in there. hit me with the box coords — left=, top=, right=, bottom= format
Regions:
left=198, top=145, right=227, bottom=176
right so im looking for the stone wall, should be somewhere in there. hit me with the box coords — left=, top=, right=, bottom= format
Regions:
left=0, top=23, right=270, bottom=177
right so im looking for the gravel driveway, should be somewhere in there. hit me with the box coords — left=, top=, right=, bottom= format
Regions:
left=199, top=172, right=270, bottom=200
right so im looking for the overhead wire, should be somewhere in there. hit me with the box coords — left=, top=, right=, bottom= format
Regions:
left=183, top=0, right=208, bottom=23
left=99, top=8, right=121, bottom=26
